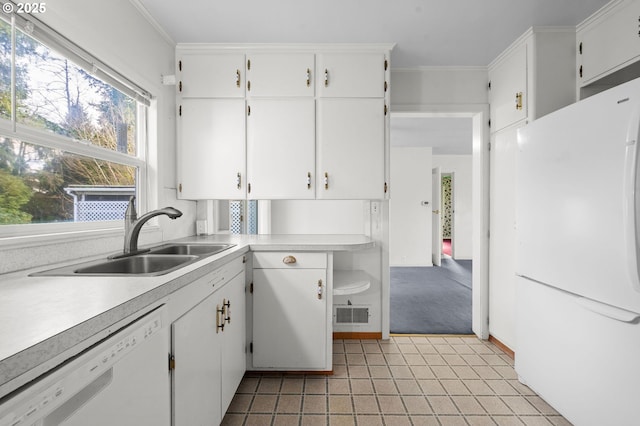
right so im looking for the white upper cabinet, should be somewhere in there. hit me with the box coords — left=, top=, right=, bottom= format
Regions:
left=246, top=98, right=316, bottom=199
left=488, top=28, right=576, bottom=133
left=578, top=0, right=640, bottom=88
left=177, top=53, right=245, bottom=98
left=175, top=45, right=392, bottom=201
left=246, top=53, right=315, bottom=97
left=316, top=52, right=386, bottom=98
left=177, top=98, right=246, bottom=199
left=317, top=98, right=385, bottom=199
left=488, top=44, right=527, bottom=133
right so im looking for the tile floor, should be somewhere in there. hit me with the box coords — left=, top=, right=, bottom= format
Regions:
left=222, top=335, right=571, bottom=426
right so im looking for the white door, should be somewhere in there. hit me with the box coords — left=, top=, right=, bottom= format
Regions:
left=220, top=272, right=246, bottom=413
left=178, top=98, right=246, bottom=199
left=246, top=53, right=315, bottom=97
left=432, top=167, right=442, bottom=266
left=316, top=98, right=385, bottom=199
left=488, top=43, right=527, bottom=132
left=253, top=268, right=327, bottom=369
left=246, top=98, right=315, bottom=199
left=488, top=125, right=519, bottom=348
left=172, top=293, right=222, bottom=426
left=316, top=52, right=386, bottom=98
left=178, top=52, right=245, bottom=98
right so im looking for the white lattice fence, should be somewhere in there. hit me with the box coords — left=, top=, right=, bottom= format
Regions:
left=77, top=201, right=129, bottom=222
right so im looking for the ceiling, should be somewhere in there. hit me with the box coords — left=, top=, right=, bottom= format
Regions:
left=137, top=0, right=609, bottom=154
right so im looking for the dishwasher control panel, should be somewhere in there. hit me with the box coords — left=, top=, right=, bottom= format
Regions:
left=0, top=309, right=164, bottom=426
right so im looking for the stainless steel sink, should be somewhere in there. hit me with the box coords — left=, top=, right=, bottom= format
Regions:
left=30, top=243, right=235, bottom=277
left=74, top=254, right=197, bottom=275
left=148, top=243, right=234, bottom=256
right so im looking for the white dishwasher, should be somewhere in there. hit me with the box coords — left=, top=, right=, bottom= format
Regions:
left=0, top=306, right=170, bottom=426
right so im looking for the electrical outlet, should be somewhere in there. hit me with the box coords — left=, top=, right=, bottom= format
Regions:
left=196, top=220, right=207, bottom=235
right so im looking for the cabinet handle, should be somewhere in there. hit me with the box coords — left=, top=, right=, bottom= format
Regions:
left=307, top=172, right=311, bottom=189
left=216, top=304, right=225, bottom=333
left=324, top=172, right=329, bottom=190
left=317, top=279, right=323, bottom=300
left=306, top=68, right=311, bottom=87
left=223, top=299, right=231, bottom=324
left=236, top=69, right=241, bottom=88
left=247, top=80, right=251, bottom=91
left=515, top=92, right=523, bottom=111
left=178, top=81, right=182, bottom=92
left=237, top=172, right=242, bottom=190
left=324, top=69, right=329, bottom=87
left=283, top=255, right=297, bottom=264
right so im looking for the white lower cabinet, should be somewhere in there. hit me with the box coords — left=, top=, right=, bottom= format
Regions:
left=170, top=256, right=246, bottom=425
left=252, top=252, right=332, bottom=371
left=172, top=291, right=223, bottom=425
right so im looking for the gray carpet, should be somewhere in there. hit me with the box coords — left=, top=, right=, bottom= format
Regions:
left=390, top=258, right=472, bottom=334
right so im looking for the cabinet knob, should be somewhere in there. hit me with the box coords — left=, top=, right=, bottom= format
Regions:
left=283, top=255, right=297, bottom=264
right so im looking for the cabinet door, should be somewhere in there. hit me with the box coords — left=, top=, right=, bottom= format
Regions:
left=317, top=98, right=385, bottom=199
left=178, top=53, right=245, bottom=98
left=579, top=0, right=640, bottom=84
left=316, top=52, right=386, bottom=97
left=172, top=292, right=222, bottom=426
left=488, top=124, right=520, bottom=349
left=489, top=43, right=527, bottom=132
left=246, top=53, right=315, bottom=97
left=220, top=272, right=246, bottom=414
left=178, top=98, right=246, bottom=199
left=246, top=98, right=315, bottom=199
left=253, top=268, right=327, bottom=369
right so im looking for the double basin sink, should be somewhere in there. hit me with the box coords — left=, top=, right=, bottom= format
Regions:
left=32, top=243, right=235, bottom=277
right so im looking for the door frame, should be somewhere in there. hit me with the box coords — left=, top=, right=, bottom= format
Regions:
left=391, top=105, right=490, bottom=340
left=432, top=166, right=442, bottom=266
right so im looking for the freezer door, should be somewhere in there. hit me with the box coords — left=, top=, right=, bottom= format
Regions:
left=516, top=77, right=640, bottom=313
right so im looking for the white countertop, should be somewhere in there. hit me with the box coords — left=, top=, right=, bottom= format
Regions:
left=0, top=234, right=374, bottom=397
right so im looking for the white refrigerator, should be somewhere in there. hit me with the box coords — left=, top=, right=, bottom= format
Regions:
left=516, top=77, right=640, bottom=426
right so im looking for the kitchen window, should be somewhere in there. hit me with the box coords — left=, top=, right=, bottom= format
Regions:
left=0, top=8, right=150, bottom=236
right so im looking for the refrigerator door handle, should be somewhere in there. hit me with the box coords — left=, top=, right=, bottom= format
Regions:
left=576, top=297, right=640, bottom=323
left=623, top=106, right=640, bottom=293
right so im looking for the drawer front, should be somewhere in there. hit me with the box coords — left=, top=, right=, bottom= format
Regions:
left=253, top=252, right=327, bottom=269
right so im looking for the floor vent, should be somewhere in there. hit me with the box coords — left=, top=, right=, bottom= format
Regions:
left=335, top=307, right=369, bottom=324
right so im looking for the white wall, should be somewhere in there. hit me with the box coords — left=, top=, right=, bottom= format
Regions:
left=270, top=200, right=366, bottom=234
left=0, top=0, right=195, bottom=273
left=389, top=147, right=433, bottom=266
left=432, top=155, right=473, bottom=260
left=391, top=67, right=488, bottom=106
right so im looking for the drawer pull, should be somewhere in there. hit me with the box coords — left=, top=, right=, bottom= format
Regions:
left=283, top=255, right=297, bottom=264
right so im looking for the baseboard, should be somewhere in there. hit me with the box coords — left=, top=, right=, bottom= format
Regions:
left=333, top=332, right=382, bottom=340
left=489, top=335, right=515, bottom=359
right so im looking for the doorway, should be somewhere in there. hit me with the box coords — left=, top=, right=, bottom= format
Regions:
left=441, top=173, right=453, bottom=257
left=387, top=109, right=490, bottom=338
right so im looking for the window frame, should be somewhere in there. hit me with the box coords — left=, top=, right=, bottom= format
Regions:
left=0, top=7, right=151, bottom=240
